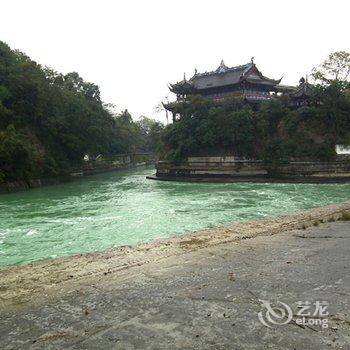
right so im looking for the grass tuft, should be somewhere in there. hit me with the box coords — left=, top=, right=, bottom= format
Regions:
left=341, top=211, right=350, bottom=221
left=178, top=237, right=209, bottom=248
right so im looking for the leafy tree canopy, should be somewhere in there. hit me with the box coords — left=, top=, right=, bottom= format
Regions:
left=312, top=51, right=350, bottom=84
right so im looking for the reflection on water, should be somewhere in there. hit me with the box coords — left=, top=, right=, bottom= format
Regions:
left=0, top=166, right=349, bottom=267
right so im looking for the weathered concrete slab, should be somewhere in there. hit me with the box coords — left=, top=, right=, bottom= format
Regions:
left=0, top=207, right=350, bottom=349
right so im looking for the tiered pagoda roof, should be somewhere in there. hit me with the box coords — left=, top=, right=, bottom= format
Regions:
left=290, top=77, right=315, bottom=99
left=169, top=59, right=282, bottom=95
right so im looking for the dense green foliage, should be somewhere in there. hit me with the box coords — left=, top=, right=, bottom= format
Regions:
left=0, top=41, right=164, bottom=183
left=161, top=54, right=350, bottom=164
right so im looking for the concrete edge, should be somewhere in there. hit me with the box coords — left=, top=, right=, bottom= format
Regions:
left=146, top=175, right=350, bottom=184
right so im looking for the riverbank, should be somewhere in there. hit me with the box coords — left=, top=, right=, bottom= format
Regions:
left=1, top=201, right=349, bottom=309
left=1, top=202, right=349, bottom=349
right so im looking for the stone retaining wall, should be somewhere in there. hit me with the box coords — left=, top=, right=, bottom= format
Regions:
left=155, top=157, right=350, bottom=182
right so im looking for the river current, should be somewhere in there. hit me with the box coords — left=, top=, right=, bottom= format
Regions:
left=0, top=166, right=349, bottom=267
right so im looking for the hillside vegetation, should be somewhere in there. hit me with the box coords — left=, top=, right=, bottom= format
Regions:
left=0, top=41, right=163, bottom=183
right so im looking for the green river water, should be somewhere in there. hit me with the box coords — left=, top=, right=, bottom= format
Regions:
left=0, top=166, right=349, bottom=268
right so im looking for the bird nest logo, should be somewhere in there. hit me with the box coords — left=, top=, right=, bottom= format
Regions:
left=258, top=300, right=293, bottom=328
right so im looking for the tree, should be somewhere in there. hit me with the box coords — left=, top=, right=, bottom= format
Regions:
left=312, top=51, right=350, bottom=148
left=312, top=51, right=350, bottom=83
left=136, top=116, right=165, bottom=152
left=0, top=125, right=40, bottom=182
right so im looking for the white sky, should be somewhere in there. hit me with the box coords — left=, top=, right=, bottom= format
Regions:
left=1, top=0, right=349, bottom=122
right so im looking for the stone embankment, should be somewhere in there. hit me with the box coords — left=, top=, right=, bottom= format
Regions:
left=152, top=156, right=350, bottom=183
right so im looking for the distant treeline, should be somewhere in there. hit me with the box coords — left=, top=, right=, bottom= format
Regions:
left=0, top=41, right=164, bottom=183
left=160, top=52, right=350, bottom=163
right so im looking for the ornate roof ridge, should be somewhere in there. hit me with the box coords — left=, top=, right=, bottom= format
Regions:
left=190, top=62, right=253, bottom=80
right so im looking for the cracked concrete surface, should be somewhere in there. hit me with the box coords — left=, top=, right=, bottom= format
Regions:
left=0, top=204, right=350, bottom=349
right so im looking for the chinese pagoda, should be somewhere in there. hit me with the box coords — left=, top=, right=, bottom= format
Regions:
left=164, top=58, right=294, bottom=122
left=289, top=77, right=316, bottom=107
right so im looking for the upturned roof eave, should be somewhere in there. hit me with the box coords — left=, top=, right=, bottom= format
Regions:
left=244, top=76, right=282, bottom=86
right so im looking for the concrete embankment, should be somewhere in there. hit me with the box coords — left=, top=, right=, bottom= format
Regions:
left=0, top=201, right=349, bottom=308
left=0, top=202, right=350, bottom=349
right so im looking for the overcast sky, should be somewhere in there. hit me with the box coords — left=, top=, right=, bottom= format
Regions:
left=1, top=0, right=349, bottom=122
